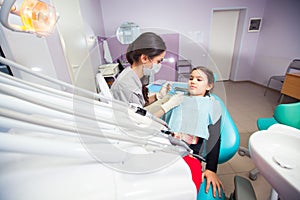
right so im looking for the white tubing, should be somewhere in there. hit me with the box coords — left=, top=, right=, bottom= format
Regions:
left=0, top=82, right=164, bottom=134
left=0, top=107, right=153, bottom=146
left=0, top=56, right=138, bottom=111
left=0, top=71, right=168, bottom=127
left=0, top=107, right=189, bottom=157
left=0, top=72, right=122, bottom=108
left=0, top=57, right=191, bottom=157
left=0, top=133, right=128, bottom=162
left=0, top=56, right=97, bottom=99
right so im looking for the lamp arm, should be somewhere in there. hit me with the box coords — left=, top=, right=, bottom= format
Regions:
left=0, top=0, right=24, bottom=32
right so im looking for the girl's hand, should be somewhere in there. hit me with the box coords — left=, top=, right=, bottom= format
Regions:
left=203, top=169, right=224, bottom=198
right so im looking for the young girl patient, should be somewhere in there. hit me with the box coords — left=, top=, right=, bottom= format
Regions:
left=165, top=66, right=224, bottom=198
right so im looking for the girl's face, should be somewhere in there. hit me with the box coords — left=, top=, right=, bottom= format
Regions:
left=188, top=69, right=212, bottom=96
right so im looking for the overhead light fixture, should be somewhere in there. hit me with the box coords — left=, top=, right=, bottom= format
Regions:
left=163, top=57, right=175, bottom=63
left=0, top=0, right=57, bottom=37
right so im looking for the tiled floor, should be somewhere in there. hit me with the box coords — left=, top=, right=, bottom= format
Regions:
left=212, top=81, right=297, bottom=200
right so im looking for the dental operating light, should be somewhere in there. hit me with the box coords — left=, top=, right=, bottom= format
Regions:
left=0, top=0, right=57, bottom=36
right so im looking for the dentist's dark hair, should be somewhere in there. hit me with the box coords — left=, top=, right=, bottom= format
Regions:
left=126, top=32, right=166, bottom=65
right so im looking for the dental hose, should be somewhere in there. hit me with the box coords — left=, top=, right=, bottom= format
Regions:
left=161, top=130, right=206, bottom=162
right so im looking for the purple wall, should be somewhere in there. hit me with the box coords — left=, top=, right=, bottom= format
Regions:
left=251, top=0, right=300, bottom=89
left=99, top=0, right=266, bottom=82
left=80, top=0, right=105, bottom=36
left=99, top=33, right=179, bottom=81
left=155, top=34, right=179, bottom=81
left=94, top=0, right=300, bottom=86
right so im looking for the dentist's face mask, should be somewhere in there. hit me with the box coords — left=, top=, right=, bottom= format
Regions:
left=143, top=58, right=163, bottom=75
left=143, top=67, right=153, bottom=76
left=152, top=62, right=162, bottom=73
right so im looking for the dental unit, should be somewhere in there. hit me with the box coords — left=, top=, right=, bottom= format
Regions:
left=0, top=1, right=199, bottom=196
left=0, top=55, right=198, bottom=199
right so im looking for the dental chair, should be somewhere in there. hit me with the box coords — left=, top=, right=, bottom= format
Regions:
left=147, top=82, right=256, bottom=200
left=239, top=101, right=300, bottom=181
left=257, top=102, right=300, bottom=130
left=197, top=95, right=257, bottom=200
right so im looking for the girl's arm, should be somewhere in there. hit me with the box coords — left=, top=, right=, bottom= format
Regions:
left=203, top=117, right=224, bottom=198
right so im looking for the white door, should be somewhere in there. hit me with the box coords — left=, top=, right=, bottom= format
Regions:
left=209, top=10, right=240, bottom=80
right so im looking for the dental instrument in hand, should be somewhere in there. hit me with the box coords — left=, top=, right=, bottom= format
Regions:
left=161, top=130, right=206, bottom=161
left=129, top=103, right=169, bottom=129
left=174, top=86, right=188, bottom=93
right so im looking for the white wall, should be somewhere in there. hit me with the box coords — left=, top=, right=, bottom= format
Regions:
left=79, top=0, right=105, bottom=36
left=0, top=0, right=71, bottom=90
left=79, top=0, right=105, bottom=75
left=51, top=0, right=97, bottom=91
left=0, top=0, right=104, bottom=92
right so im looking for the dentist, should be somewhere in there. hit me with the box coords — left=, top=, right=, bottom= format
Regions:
left=111, top=32, right=183, bottom=117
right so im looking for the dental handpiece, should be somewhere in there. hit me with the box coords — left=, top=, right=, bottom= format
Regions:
left=161, top=130, right=206, bottom=161
left=174, top=87, right=188, bottom=93
left=130, top=104, right=169, bottom=128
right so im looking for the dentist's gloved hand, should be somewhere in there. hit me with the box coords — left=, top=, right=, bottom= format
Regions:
left=156, top=82, right=172, bottom=100
left=161, top=93, right=184, bottom=113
